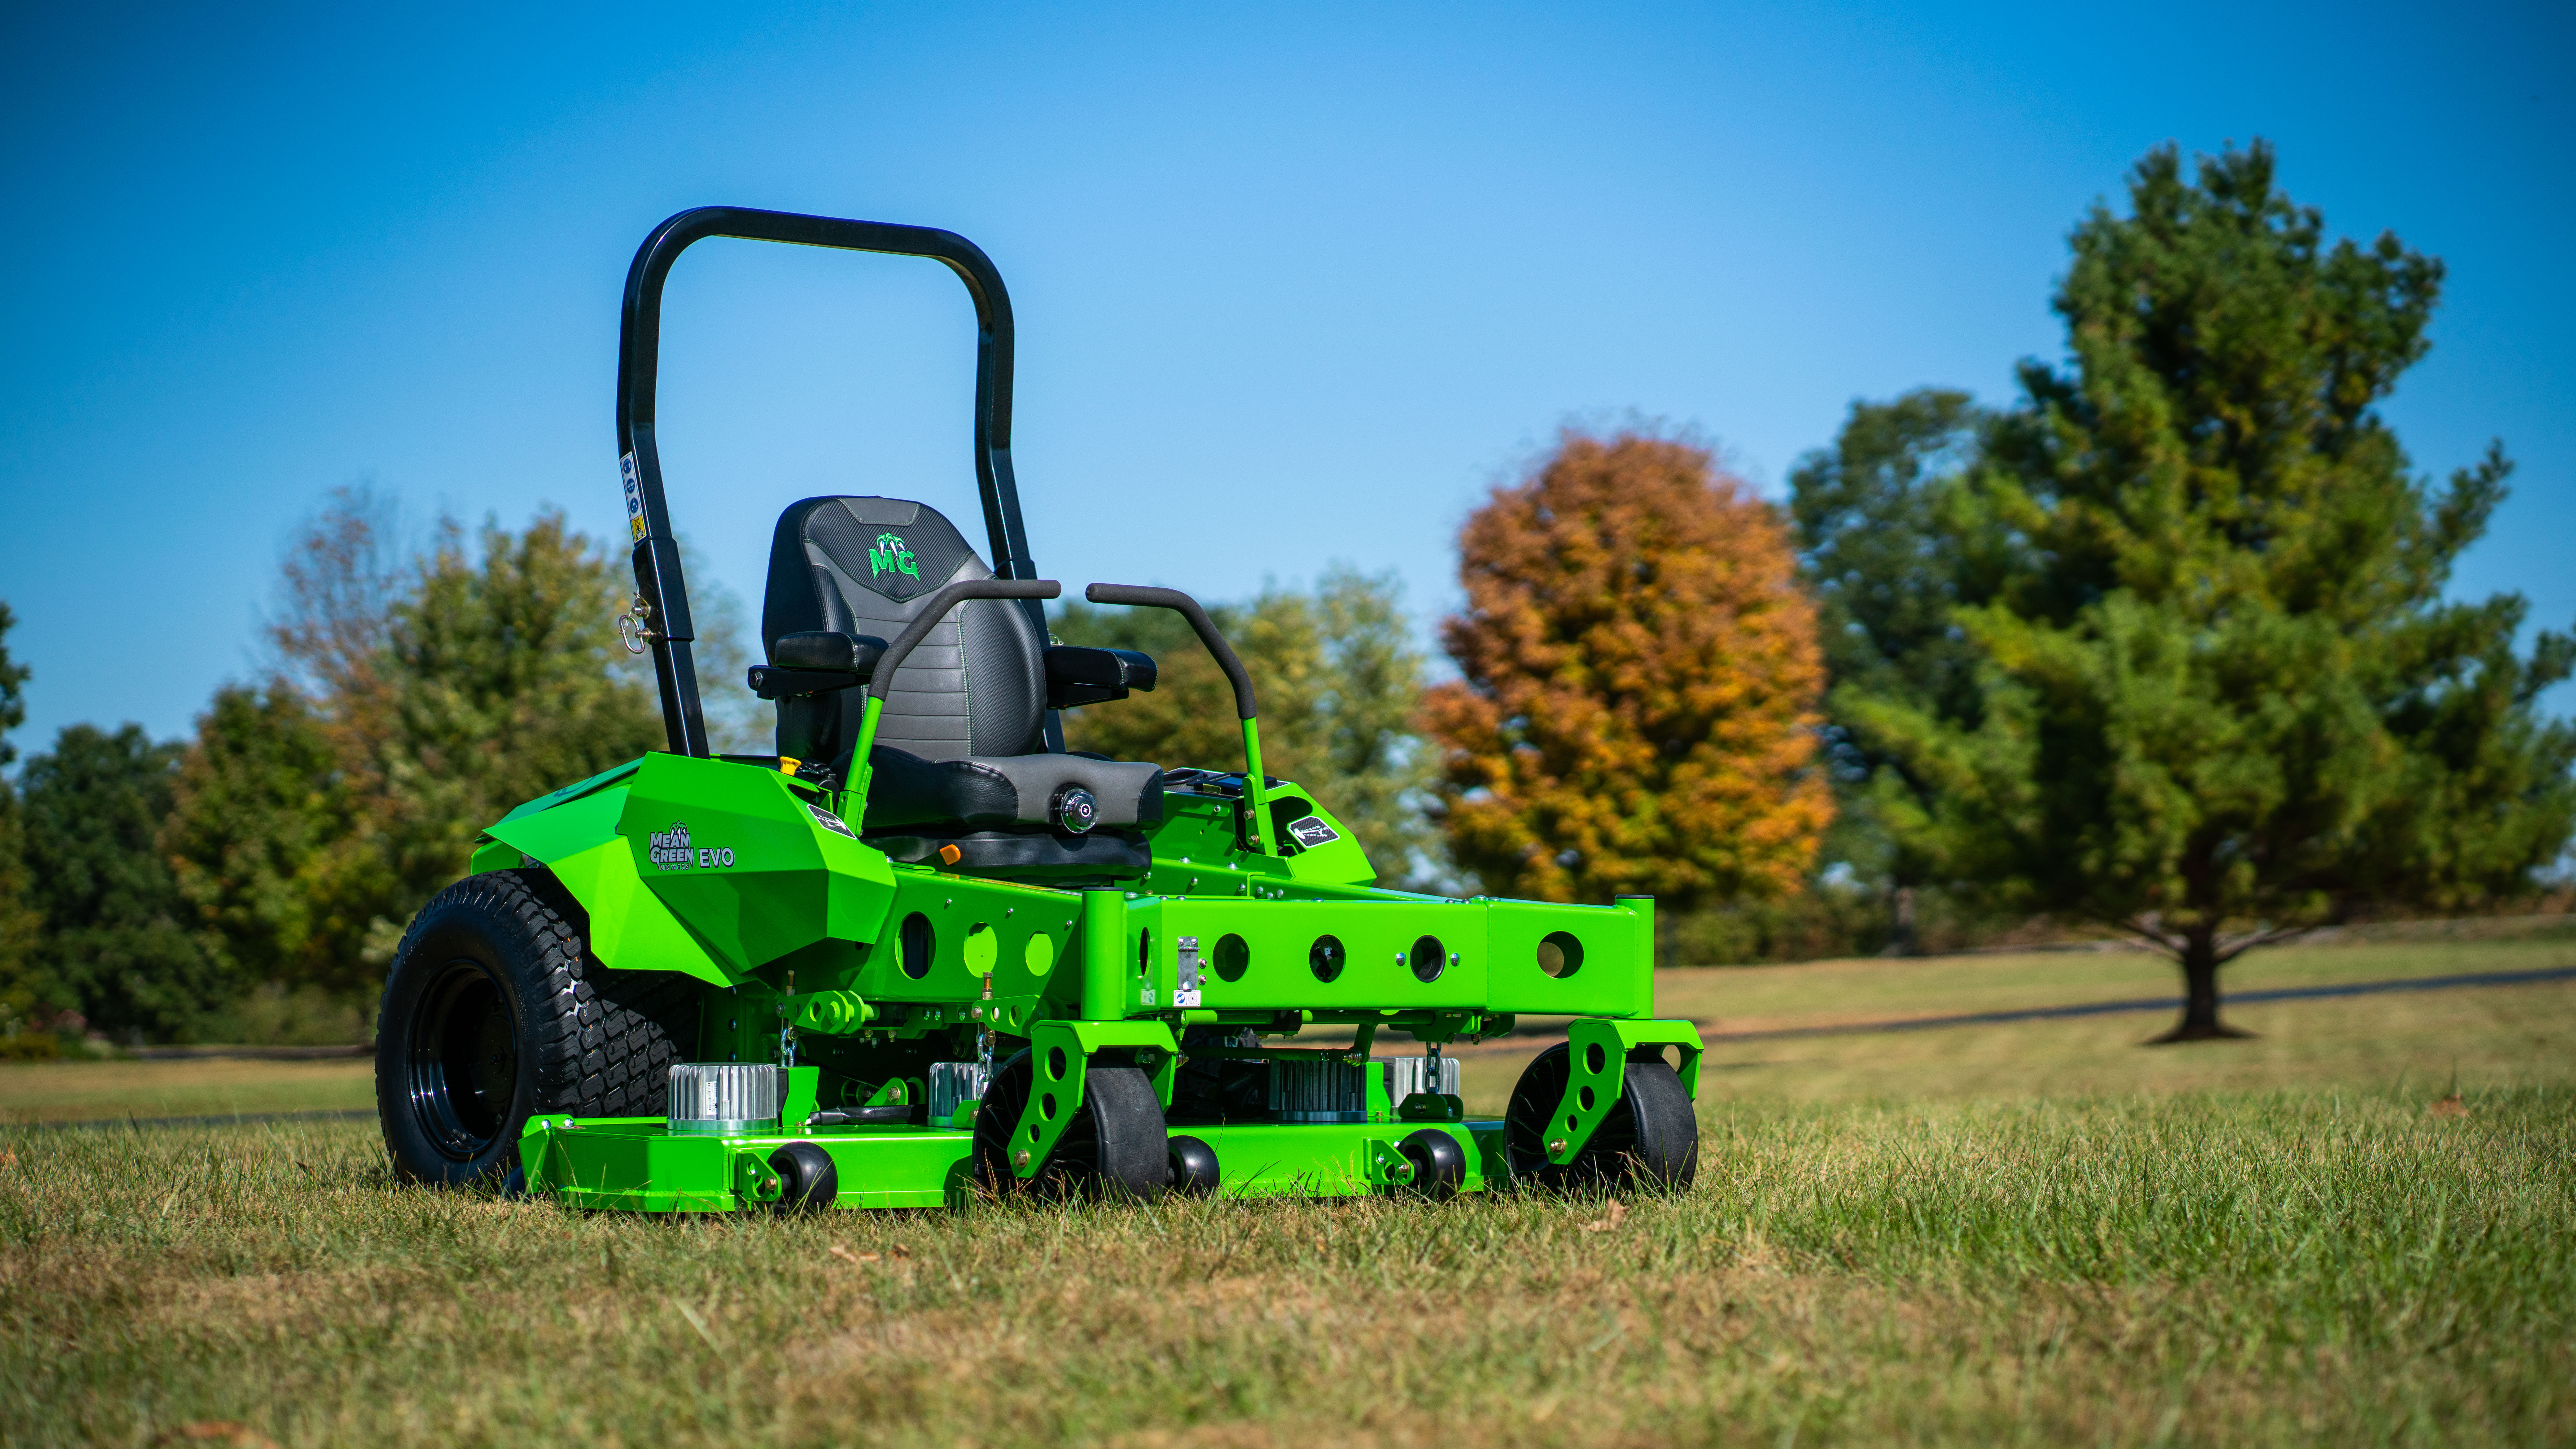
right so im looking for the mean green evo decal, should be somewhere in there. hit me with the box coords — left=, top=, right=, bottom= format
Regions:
left=647, top=821, right=736, bottom=870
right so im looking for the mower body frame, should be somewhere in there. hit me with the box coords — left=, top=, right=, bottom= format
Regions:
left=453, top=207, right=1697, bottom=1209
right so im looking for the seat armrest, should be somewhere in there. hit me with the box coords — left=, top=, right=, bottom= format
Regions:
left=773, top=631, right=886, bottom=673
left=1045, top=646, right=1157, bottom=709
left=749, top=665, right=860, bottom=700
left=750, top=632, right=887, bottom=701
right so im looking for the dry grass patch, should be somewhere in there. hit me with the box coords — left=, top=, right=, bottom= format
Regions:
left=5, top=1083, right=2569, bottom=1446
left=5, top=942, right=2573, bottom=1445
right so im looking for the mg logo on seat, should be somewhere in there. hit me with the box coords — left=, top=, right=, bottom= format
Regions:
left=868, top=531, right=919, bottom=580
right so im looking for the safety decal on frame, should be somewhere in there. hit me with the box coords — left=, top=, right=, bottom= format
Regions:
left=1284, top=815, right=1340, bottom=850
left=807, top=803, right=858, bottom=840
left=621, top=453, right=647, bottom=542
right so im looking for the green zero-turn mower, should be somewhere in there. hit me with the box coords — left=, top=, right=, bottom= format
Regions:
left=374, top=206, right=1704, bottom=1210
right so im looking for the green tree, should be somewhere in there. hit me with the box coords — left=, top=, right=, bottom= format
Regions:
left=0, top=602, right=47, bottom=1049
left=166, top=493, right=661, bottom=1004
left=371, top=511, right=663, bottom=919
left=1423, top=430, right=1833, bottom=909
left=1304, top=567, right=1441, bottom=878
left=19, top=724, right=231, bottom=1040
left=0, top=603, right=27, bottom=760
left=1872, top=141, right=2576, bottom=1039
left=1793, top=390, right=1995, bottom=729
left=165, top=485, right=404, bottom=1001
left=162, top=683, right=354, bottom=995
left=1053, top=565, right=1439, bottom=882
left=1790, top=389, right=2001, bottom=951
left=680, top=538, right=768, bottom=757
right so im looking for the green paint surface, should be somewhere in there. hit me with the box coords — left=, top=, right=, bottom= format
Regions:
left=469, top=750, right=1679, bottom=1211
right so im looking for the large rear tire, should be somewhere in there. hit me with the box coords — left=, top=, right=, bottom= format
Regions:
left=973, top=1049, right=1169, bottom=1203
left=1503, top=1042, right=1698, bottom=1193
left=375, top=869, right=698, bottom=1186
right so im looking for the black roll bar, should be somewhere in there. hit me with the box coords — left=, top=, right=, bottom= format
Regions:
left=614, top=206, right=1040, bottom=756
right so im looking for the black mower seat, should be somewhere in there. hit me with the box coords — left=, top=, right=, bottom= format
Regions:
left=863, top=746, right=1161, bottom=831
left=761, top=495, right=1163, bottom=836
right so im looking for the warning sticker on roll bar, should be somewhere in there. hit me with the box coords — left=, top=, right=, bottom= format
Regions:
left=621, top=453, right=646, bottom=541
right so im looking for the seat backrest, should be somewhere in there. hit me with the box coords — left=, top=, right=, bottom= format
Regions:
left=762, top=496, right=1046, bottom=762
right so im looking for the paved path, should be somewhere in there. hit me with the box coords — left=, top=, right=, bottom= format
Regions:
left=1703, top=963, right=2576, bottom=1042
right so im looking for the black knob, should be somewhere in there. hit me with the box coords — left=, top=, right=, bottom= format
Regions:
left=1053, top=786, right=1100, bottom=834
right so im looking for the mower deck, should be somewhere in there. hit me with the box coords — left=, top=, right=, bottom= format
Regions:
left=521, top=1113, right=1509, bottom=1211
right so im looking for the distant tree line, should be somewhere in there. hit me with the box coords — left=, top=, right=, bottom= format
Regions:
left=0, top=492, right=664, bottom=1050
left=1, top=139, right=2567, bottom=1051
left=0, top=505, right=1442, bottom=1050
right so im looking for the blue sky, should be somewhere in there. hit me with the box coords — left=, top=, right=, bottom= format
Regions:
left=3, top=1, right=2569, bottom=753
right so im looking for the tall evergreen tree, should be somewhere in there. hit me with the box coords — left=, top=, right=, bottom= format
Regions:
left=1869, top=142, right=2576, bottom=1038
left=0, top=604, right=28, bottom=760
left=1790, top=389, right=2002, bottom=950
left=1793, top=389, right=1995, bottom=733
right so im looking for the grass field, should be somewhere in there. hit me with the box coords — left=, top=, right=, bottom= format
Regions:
left=1657, top=917, right=2576, bottom=1030
left=4, top=933, right=2571, bottom=1445
left=0, top=1057, right=374, bottom=1125
left=1452, top=925, right=2576, bottom=1113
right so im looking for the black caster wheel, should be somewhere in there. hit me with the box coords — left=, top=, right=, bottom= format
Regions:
left=1504, top=1042, right=1698, bottom=1192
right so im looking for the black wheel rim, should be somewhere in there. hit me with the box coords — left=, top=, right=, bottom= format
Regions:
left=406, top=958, right=520, bottom=1162
left=972, top=1051, right=1038, bottom=1196
left=973, top=1052, right=1166, bottom=1202
left=973, top=1051, right=1099, bottom=1200
left=1503, top=1043, right=1571, bottom=1180
left=1505, top=1043, right=1651, bottom=1189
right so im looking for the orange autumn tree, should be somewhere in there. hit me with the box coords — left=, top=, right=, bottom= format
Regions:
left=1424, top=430, right=1833, bottom=907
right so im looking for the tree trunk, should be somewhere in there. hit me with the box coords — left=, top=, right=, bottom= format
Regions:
left=1882, top=886, right=1918, bottom=957
left=2147, top=926, right=2256, bottom=1044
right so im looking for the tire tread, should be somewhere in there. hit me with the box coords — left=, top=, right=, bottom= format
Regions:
left=377, top=867, right=698, bottom=1183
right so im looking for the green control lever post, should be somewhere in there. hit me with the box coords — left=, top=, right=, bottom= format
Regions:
left=845, top=577, right=1063, bottom=832
left=1083, top=583, right=1274, bottom=857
